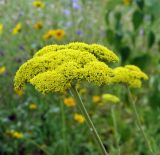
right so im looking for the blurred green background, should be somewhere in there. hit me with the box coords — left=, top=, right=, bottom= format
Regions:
left=0, top=0, right=160, bottom=154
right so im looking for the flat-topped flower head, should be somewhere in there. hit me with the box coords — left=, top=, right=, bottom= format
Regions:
left=14, top=42, right=148, bottom=94
left=112, top=65, right=148, bottom=88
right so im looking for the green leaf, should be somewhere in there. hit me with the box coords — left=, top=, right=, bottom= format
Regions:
left=130, top=54, right=151, bottom=69
left=105, top=11, right=110, bottom=25
left=132, top=10, right=144, bottom=30
left=135, top=0, right=144, bottom=10
left=106, top=29, right=115, bottom=44
left=114, top=11, right=122, bottom=29
left=148, top=31, right=155, bottom=48
left=114, top=32, right=123, bottom=49
left=119, top=46, right=131, bottom=63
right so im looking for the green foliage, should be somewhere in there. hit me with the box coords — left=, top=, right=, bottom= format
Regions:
left=132, top=10, right=144, bottom=30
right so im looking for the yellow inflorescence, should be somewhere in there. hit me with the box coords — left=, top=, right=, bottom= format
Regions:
left=112, top=65, right=148, bottom=88
left=14, top=42, right=148, bottom=94
left=102, top=94, right=120, bottom=104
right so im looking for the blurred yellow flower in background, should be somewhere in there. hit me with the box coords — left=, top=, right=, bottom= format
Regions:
left=34, top=21, right=43, bottom=29
left=74, top=113, right=85, bottom=124
left=92, top=95, right=101, bottom=104
left=43, top=29, right=55, bottom=40
left=53, top=29, right=65, bottom=40
left=123, top=0, right=132, bottom=5
left=64, top=97, right=76, bottom=107
left=102, top=93, right=120, bottom=104
left=15, top=89, right=24, bottom=96
left=0, top=66, right=6, bottom=74
left=0, top=24, right=3, bottom=34
left=12, top=23, right=22, bottom=35
left=6, top=130, right=24, bottom=139
left=29, top=103, right=38, bottom=110
left=32, top=0, right=45, bottom=8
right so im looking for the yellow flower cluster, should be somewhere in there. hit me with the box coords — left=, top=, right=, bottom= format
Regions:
left=112, top=65, right=148, bottom=88
left=74, top=113, right=85, bottom=124
left=102, top=94, right=120, bottom=104
left=12, top=23, right=22, bottom=35
left=35, top=42, right=119, bottom=63
left=14, top=42, right=148, bottom=94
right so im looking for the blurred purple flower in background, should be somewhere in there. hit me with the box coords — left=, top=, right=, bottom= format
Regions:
left=76, top=30, right=83, bottom=36
left=63, top=9, right=70, bottom=16
left=72, top=0, right=81, bottom=10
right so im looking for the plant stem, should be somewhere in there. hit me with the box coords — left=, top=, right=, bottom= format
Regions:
left=127, top=88, right=154, bottom=154
left=60, top=97, right=67, bottom=155
left=26, top=139, right=51, bottom=155
left=70, top=87, right=108, bottom=155
left=111, top=107, right=120, bottom=155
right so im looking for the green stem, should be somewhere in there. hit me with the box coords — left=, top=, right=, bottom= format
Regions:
left=60, top=97, right=67, bottom=155
left=111, top=107, right=120, bottom=155
left=127, top=88, right=154, bottom=154
left=26, top=139, right=51, bottom=155
left=70, top=87, right=108, bottom=155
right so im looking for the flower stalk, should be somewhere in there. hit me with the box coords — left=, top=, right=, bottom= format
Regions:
left=127, top=87, right=154, bottom=154
left=70, top=87, right=108, bottom=155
